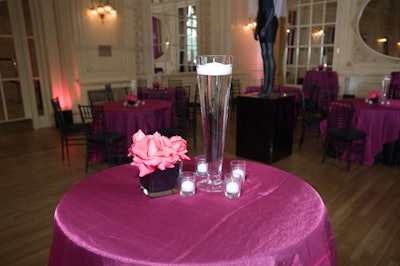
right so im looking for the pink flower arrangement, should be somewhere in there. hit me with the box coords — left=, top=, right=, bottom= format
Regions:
left=368, top=91, right=382, bottom=99
left=126, top=94, right=137, bottom=102
left=128, top=130, right=190, bottom=177
left=152, top=81, right=160, bottom=88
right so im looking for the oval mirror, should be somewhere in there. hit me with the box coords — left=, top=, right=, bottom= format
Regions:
left=152, top=16, right=168, bottom=60
left=358, top=0, right=400, bottom=58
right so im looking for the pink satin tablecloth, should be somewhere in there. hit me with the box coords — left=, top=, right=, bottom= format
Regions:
left=303, top=71, right=339, bottom=107
left=321, top=98, right=400, bottom=165
left=140, top=87, right=187, bottom=102
left=104, top=99, right=172, bottom=149
left=48, top=159, right=337, bottom=265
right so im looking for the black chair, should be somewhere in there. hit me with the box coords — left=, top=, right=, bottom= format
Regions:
left=321, top=100, right=367, bottom=171
left=78, top=104, right=126, bottom=172
left=51, top=97, right=86, bottom=161
left=230, top=79, right=241, bottom=117
left=168, top=79, right=182, bottom=88
left=298, top=91, right=324, bottom=149
left=88, top=89, right=113, bottom=106
left=343, top=94, right=355, bottom=99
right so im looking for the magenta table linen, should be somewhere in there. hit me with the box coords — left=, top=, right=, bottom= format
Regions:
left=140, top=87, right=187, bottom=102
left=320, top=98, right=400, bottom=165
left=49, top=159, right=337, bottom=266
left=103, top=100, right=172, bottom=150
left=352, top=99, right=400, bottom=165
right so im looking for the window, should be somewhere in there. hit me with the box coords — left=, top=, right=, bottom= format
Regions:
left=152, top=0, right=197, bottom=74
left=286, top=0, right=337, bottom=85
left=178, top=5, right=197, bottom=72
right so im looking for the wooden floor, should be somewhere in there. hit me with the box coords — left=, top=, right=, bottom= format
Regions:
left=1, top=117, right=399, bottom=265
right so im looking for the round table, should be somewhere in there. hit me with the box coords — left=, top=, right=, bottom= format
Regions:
left=48, top=159, right=337, bottom=265
left=103, top=99, right=172, bottom=149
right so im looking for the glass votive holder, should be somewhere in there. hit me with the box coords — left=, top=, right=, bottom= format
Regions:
left=224, top=173, right=241, bottom=199
left=195, top=155, right=207, bottom=177
left=179, top=171, right=196, bottom=197
left=230, top=160, right=246, bottom=182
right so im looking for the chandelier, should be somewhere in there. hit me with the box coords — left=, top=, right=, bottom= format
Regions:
left=89, top=0, right=117, bottom=23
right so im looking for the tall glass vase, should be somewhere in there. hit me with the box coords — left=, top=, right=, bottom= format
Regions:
left=381, top=76, right=391, bottom=104
left=196, top=55, right=233, bottom=192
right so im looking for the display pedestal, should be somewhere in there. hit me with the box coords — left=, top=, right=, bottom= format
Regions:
left=236, top=93, right=295, bottom=163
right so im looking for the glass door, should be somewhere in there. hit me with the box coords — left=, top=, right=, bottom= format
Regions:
left=0, top=0, right=43, bottom=123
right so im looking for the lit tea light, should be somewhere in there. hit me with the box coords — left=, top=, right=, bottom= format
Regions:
left=232, top=168, right=245, bottom=180
left=181, top=180, right=195, bottom=193
left=226, top=181, right=239, bottom=194
left=197, top=162, right=207, bottom=174
left=197, top=62, right=232, bottom=75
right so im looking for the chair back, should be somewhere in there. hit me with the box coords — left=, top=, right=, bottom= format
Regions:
left=88, top=89, right=113, bottom=106
left=174, top=100, right=189, bottom=130
left=78, top=105, right=107, bottom=139
left=168, top=79, right=182, bottom=88
left=319, top=87, right=339, bottom=116
left=137, top=79, right=147, bottom=89
left=51, top=97, right=66, bottom=129
left=326, top=101, right=354, bottom=131
left=231, top=79, right=241, bottom=99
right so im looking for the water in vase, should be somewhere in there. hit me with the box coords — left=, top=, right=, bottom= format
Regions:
left=196, top=55, right=233, bottom=192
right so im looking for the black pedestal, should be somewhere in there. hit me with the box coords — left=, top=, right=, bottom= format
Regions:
left=236, top=93, right=296, bottom=164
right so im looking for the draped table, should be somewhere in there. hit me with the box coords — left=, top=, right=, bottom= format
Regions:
left=321, top=98, right=400, bottom=166
left=104, top=99, right=172, bottom=150
left=389, top=71, right=400, bottom=99
left=48, top=158, right=337, bottom=265
left=303, top=71, right=339, bottom=108
left=140, top=87, right=187, bottom=102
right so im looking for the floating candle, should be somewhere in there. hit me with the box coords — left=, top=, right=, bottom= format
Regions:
left=232, top=169, right=245, bottom=180
left=181, top=180, right=195, bottom=193
left=197, top=62, right=232, bottom=76
left=226, top=182, right=239, bottom=194
left=197, top=163, right=207, bottom=173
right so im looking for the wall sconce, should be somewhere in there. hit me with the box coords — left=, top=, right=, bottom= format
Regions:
left=89, top=0, right=117, bottom=23
left=377, top=37, right=387, bottom=43
left=165, top=38, right=170, bottom=48
left=312, top=29, right=324, bottom=37
left=244, top=17, right=256, bottom=30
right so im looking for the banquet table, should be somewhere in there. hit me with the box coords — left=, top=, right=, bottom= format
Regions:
left=389, top=71, right=400, bottom=99
left=104, top=99, right=172, bottom=150
left=48, top=158, right=337, bottom=266
left=303, top=70, right=339, bottom=107
left=321, top=98, right=400, bottom=166
left=140, top=87, right=187, bottom=102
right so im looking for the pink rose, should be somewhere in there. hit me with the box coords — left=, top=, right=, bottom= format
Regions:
left=152, top=81, right=160, bottom=88
left=128, top=130, right=190, bottom=177
left=126, top=94, right=137, bottom=102
left=368, top=91, right=381, bottom=99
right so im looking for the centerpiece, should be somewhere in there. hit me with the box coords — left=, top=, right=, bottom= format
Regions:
left=128, top=130, right=190, bottom=197
left=152, top=81, right=160, bottom=90
left=367, top=91, right=381, bottom=104
left=126, top=93, right=138, bottom=106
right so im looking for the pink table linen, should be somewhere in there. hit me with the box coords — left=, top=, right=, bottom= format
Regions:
left=303, top=71, right=339, bottom=107
left=104, top=100, right=172, bottom=149
left=140, top=87, right=187, bottom=102
left=320, top=98, right=400, bottom=165
left=48, top=159, right=337, bottom=266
